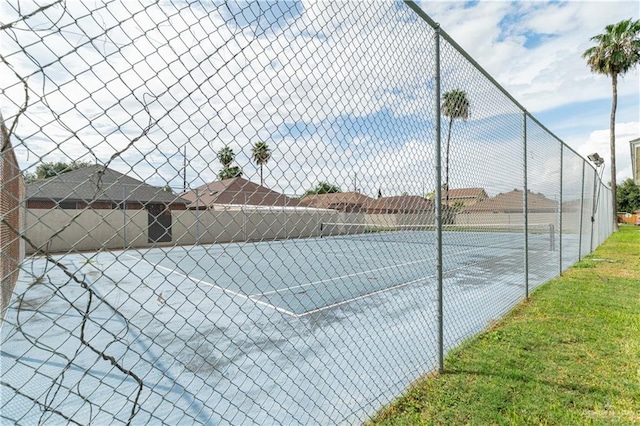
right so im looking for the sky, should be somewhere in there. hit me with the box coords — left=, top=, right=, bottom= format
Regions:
left=1, top=0, right=639, bottom=198
left=417, top=0, right=640, bottom=182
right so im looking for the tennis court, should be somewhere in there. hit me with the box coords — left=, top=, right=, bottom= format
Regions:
left=1, top=224, right=568, bottom=425
left=121, top=223, right=554, bottom=316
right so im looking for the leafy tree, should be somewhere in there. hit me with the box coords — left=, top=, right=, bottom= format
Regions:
left=24, top=160, right=92, bottom=182
left=583, top=18, right=640, bottom=231
left=304, top=182, right=341, bottom=196
left=251, top=141, right=271, bottom=186
left=616, top=178, right=640, bottom=213
left=217, top=146, right=243, bottom=180
left=441, top=89, right=470, bottom=206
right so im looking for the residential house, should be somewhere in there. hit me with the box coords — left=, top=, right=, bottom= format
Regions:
left=26, top=165, right=188, bottom=244
left=26, top=165, right=187, bottom=211
left=180, top=177, right=299, bottom=209
left=459, top=189, right=558, bottom=214
left=299, top=192, right=373, bottom=213
left=442, top=187, right=488, bottom=207
left=364, top=195, right=434, bottom=214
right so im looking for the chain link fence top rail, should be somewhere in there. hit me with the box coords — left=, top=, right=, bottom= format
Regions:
left=1, top=1, right=613, bottom=424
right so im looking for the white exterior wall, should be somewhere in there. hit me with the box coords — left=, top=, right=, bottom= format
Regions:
left=27, top=208, right=585, bottom=255
left=27, top=208, right=348, bottom=254
left=26, top=208, right=147, bottom=254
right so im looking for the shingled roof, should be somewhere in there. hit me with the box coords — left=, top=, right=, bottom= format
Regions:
left=460, top=189, right=557, bottom=213
left=180, top=177, right=299, bottom=208
left=26, top=165, right=187, bottom=205
left=299, top=192, right=373, bottom=211
left=442, top=187, right=488, bottom=200
left=364, top=195, right=434, bottom=213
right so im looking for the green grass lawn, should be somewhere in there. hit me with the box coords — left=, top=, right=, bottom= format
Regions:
left=369, top=225, right=640, bottom=425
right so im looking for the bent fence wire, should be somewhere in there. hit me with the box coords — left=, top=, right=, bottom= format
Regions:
left=1, top=1, right=613, bottom=424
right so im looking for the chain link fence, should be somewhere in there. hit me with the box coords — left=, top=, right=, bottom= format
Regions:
left=1, top=1, right=614, bottom=424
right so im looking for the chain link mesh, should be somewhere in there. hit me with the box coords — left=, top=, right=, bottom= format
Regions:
left=1, top=1, right=614, bottom=424
left=1, top=112, right=25, bottom=321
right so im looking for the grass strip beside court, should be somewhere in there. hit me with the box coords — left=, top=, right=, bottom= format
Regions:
left=368, top=225, right=640, bottom=425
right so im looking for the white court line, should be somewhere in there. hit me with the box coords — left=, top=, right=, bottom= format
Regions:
left=126, top=241, right=521, bottom=318
left=257, top=242, right=495, bottom=298
left=251, top=244, right=500, bottom=316
left=297, top=275, right=434, bottom=317
left=256, top=255, right=434, bottom=297
left=125, top=254, right=299, bottom=318
left=294, top=258, right=483, bottom=317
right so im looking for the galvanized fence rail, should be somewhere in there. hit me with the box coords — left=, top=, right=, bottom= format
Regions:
left=1, top=1, right=613, bottom=424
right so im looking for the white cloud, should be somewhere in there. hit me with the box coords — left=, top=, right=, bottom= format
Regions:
left=418, top=0, right=640, bottom=112
left=575, top=121, right=640, bottom=183
left=3, top=0, right=637, bottom=199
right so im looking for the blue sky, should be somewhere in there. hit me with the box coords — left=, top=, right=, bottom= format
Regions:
left=418, top=0, right=639, bottom=183
left=1, top=0, right=638, bottom=196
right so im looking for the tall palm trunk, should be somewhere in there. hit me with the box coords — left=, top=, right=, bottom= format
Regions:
left=445, top=117, right=454, bottom=206
left=610, top=73, right=619, bottom=232
left=260, top=165, right=263, bottom=186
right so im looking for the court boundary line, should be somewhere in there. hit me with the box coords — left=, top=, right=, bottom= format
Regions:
left=293, top=257, right=489, bottom=317
left=125, top=254, right=299, bottom=317
left=257, top=240, right=517, bottom=298
left=125, top=241, right=537, bottom=318
left=258, top=256, right=434, bottom=297
left=263, top=243, right=523, bottom=316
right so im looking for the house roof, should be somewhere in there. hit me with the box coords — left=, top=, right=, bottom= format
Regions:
left=364, top=195, right=434, bottom=212
left=442, top=187, right=488, bottom=200
left=562, top=199, right=583, bottom=212
left=299, top=192, right=373, bottom=209
left=180, top=177, right=299, bottom=208
left=26, top=165, right=188, bottom=205
left=460, top=189, right=557, bottom=213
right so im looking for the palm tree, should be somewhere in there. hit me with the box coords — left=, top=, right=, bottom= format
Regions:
left=217, top=146, right=235, bottom=168
left=218, top=166, right=242, bottom=180
left=251, top=141, right=271, bottom=186
left=441, top=89, right=470, bottom=206
left=217, top=146, right=242, bottom=180
left=583, top=18, right=640, bottom=232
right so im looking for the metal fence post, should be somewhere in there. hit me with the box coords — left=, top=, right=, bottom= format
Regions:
left=559, top=146, right=563, bottom=274
left=523, top=111, right=529, bottom=300
left=123, top=186, right=127, bottom=249
left=243, top=193, right=247, bottom=241
left=578, top=161, right=585, bottom=260
left=434, top=23, right=444, bottom=374
left=195, top=188, right=200, bottom=245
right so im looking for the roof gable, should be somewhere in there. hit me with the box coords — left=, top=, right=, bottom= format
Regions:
left=26, top=165, right=187, bottom=204
left=460, top=189, right=557, bottom=213
left=181, top=177, right=298, bottom=207
left=364, top=195, right=434, bottom=212
left=443, top=187, right=488, bottom=200
left=299, top=192, right=373, bottom=208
